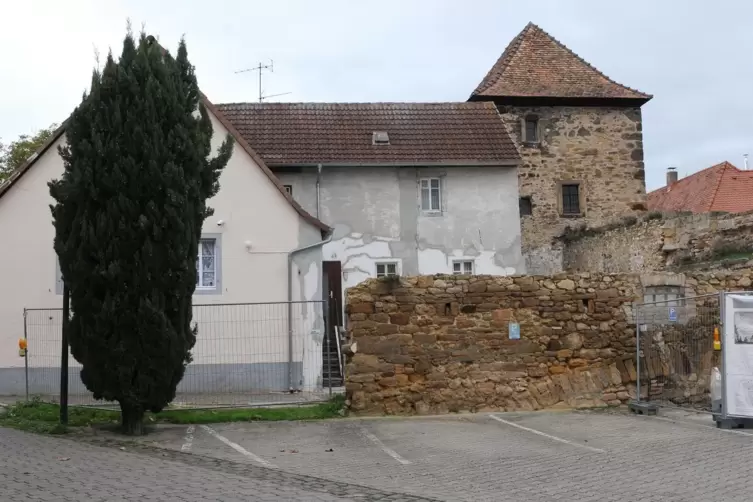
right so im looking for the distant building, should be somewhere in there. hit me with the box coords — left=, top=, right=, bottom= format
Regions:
left=648, top=162, right=753, bottom=213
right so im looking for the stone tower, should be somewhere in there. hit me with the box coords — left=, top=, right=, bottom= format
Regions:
left=469, top=23, right=651, bottom=274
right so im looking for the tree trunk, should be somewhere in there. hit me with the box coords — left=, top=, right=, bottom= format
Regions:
left=120, top=403, right=145, bottom=436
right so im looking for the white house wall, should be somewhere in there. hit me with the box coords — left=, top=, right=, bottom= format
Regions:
left=275, top=166, right=525, bottom=294
left=0, top=109, right=325, bottom=397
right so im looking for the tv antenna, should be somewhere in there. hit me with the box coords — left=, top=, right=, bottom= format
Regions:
left=235, top=60, right=292, bottom=103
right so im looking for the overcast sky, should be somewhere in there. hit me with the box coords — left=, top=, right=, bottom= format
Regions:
left=2, top=0, right=751, bottom=190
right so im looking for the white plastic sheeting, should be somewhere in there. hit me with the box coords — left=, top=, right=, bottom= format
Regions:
left=723, top=294, right=753, bottom=417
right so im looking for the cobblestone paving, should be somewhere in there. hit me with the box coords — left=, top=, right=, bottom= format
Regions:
left=0, top=427, right=436, bottom=501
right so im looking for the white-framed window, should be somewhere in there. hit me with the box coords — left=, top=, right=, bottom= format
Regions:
left=452, top=260, right=474, bottom=275
left=420, top=178, right=441, bottom=212
left=196, top=238, right=218, bottom=289
left=283, top=184, right=293, bottom=195
left=375, top=262, right=399, bottom=278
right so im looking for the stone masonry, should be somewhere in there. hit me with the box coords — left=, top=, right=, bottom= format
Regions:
left=562, top=210, right=753, bottom=274
left=496, top=106, right=647, bottom=275
left=344, top=270, right=753, bottom=415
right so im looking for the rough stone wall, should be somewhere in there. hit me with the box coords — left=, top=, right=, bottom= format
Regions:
left=345, top=269, right=753, bottom=415
left=495, top=105, right=647, bottom=275
left=346, top=274, right=643, bottom=414
left=563, top=211, right=753, bottom=275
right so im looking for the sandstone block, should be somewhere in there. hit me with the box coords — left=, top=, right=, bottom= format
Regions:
left=562, top=333, right=583, bottom=350
left=349, top=302, right=375, bottom=314
left=376, top=323, right=399, bottom=335
left=557, top=279, right=576, bottom=290
left=389, top=313, right=411, bottom=325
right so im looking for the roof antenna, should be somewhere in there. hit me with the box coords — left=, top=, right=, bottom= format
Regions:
left=235, top=60, right=292, bottom=103
left=744, top=153, right=749, bottom=171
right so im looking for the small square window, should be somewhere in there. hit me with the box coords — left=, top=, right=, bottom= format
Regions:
left=519, top=196, right=533, bottom=216
left=452, top=260, right=474, bottom=275
left=420, top=178, right=441, bottom=212
left=376, top=262, right=398, bottom=278
left=283, top=185, right=293, bottom=196
left=561, top=184, right=581, bottom=215
left=523, top=116, right=539, bottom=143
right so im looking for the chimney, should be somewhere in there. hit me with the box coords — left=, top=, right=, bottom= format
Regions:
left=744, top=153, right=749, bottom=171
left=667, top=167, right=678, bottom=186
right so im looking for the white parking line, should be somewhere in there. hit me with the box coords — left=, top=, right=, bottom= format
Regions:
left=181, top=425, right=195, bottom=452
left=643, top=414, right=753, bottom=437
left=488, top=414, right=605, bottom=453
left=200, top=425, right=277, bottom=468
left=361, top=428, right=412, bottom=465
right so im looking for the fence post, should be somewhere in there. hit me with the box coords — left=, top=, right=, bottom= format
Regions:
left=60, top=286, right=69, bottom=426
left=635, top=306, right=641, bottom=403
left=325, top=298, right=332, bottom=397
left=23, top=309, right=29, bottom=402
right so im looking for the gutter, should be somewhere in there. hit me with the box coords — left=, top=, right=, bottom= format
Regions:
left=316, top=163, right=322, bottom=218
left=287, top=233, right=332, bottom=391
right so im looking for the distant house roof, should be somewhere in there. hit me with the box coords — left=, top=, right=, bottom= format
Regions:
left=0, top=95, right=330, bottom=233
left=470, top=22, right=651, bottom=104
left=214, top=102, right=521, bottom=166
left=647, top=162, right=753, bottom=213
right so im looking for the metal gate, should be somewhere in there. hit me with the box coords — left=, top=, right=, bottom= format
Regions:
left=634, top=293, right=721, bottom=410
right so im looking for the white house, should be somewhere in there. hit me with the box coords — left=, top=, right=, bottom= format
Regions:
left=215, top=101, right=526, bottom=323
left=0, top=95, right=332, bottom=399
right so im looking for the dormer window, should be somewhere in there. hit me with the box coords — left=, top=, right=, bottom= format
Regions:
left=372, top=131, right=390, bottom=145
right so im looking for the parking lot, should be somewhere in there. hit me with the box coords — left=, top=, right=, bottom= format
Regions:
left=129, top=407, right=753, bottom=502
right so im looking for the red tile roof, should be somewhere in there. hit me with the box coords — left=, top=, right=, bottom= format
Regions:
left=0, top=95, right=330, bottom=233
left=214, top=102, right=520, bottom=166
left=471, top=22, right=651, bottom=102
left=647, top=162, right=753, bottom=213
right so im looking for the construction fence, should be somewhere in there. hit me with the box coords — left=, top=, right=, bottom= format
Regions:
left=633, top=293, right=721, bottom=411
left=21, top=300, right=344, bottom=409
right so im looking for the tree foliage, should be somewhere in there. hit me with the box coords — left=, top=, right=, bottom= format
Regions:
left=0, top=124, right=59, bottom=182
left=48, top=32, right=233, bottom=434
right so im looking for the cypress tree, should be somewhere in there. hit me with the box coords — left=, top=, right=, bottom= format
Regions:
left=49, top=31, right=232, bottom=435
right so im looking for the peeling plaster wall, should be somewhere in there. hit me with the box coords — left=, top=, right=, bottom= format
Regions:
left=274, top=166, right=524, bottom=294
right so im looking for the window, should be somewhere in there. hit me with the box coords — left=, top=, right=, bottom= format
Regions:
left=195, top=236, right=222, bottom=294
left=643, top=286, right=685, bottom=306
left=420, top=178, right=441, bottom=212
left=561, top=184, right=581, bottom=215
left=375, top=262, right=398, bottom=278
left=372, top=131, right=390, bottom=145
left=519, top=196, right=533, bottom=216
left=523, top=115, right=539, bottom=143
left=452, top=260, right=474, bottom=275
left=283, top=185, right=293, bottom=196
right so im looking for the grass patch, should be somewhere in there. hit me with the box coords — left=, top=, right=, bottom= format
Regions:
left=0, top=395, right=345, bottom=434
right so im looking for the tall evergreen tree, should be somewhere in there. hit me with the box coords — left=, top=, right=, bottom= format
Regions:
left=49, top=32, right=232, bottom=434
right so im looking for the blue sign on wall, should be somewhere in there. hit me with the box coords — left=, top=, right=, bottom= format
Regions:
left=509, top=322, right=520, bottom=340
left=669, top=307, right=678, bottom=322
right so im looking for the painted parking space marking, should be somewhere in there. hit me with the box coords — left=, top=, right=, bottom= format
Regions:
left=360, top=427, right=412, bottom=465
left=181, top=425, right=195, bottom=452
left=201, top=425, right=277, bottom=468
left=488, top=414, right=605, bottom=453
left=643, top=414, right=753, bottom=437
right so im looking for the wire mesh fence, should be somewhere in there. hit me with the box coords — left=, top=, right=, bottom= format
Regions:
left=634, top=293, right=721, bottom=411
left=23, top=300, right=343, bottom=409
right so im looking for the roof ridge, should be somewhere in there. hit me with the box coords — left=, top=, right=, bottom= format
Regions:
left=646, top=161, right=732, bottom=196
left=526, top=24, right=651, bottom=100
left=471, top=23, right=531, bottom=97
left=216, top=101, right=495, bottom=107
left=705, top=162, right=730, bottom=211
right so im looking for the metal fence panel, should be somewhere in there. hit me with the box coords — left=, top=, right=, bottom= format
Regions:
left=23, top=301, right=342, bottom=409
left=635, top=293, right=720, bottom=410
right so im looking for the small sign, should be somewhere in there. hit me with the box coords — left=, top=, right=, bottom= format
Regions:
left=669, top=307, right=678, bottom=323
left=509, top=322, right=520, bottom=340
